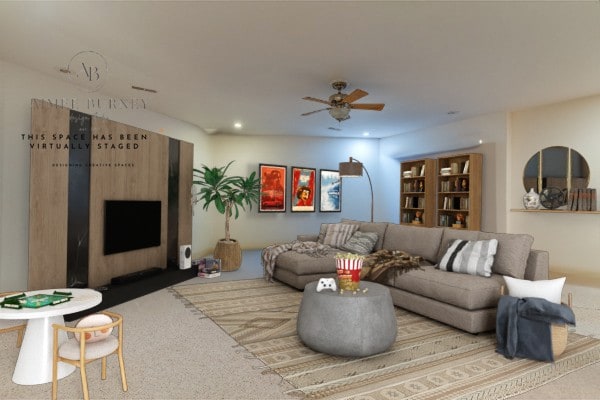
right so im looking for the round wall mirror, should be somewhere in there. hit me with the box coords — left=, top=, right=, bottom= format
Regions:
left=523, top=146, right=590, bottom=194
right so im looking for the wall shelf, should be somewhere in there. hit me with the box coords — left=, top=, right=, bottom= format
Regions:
left=510, top=208, right=600, bottom=214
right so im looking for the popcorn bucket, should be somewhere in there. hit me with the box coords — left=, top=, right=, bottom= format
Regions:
left=336, top=257, right=363, bottom=291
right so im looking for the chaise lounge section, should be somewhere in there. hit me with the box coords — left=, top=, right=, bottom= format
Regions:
left=268, top=219, right=549, bottom=333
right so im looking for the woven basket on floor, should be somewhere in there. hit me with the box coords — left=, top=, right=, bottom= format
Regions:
left=499, top=287, right=572, bottom=358
left=550, top=292, right=573, bottom=358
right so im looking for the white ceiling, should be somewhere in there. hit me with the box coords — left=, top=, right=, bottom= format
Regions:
left=1, top=1, right=599, bottom=139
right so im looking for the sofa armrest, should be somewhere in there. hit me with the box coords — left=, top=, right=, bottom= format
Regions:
left=297, top=234, right=319, bottom=242
left=524, top=249, right=549, bottom=281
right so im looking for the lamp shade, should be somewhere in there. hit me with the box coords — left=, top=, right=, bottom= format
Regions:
left=339, top=160, right=363, bottom=177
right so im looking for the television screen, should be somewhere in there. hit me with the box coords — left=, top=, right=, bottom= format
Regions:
left=104, top=200, right=161, bottom=255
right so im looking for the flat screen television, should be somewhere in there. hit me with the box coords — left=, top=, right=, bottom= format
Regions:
left=104, top=200, right=161, bottom=255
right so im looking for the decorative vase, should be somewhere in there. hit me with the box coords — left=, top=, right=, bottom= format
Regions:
left=336, top=257, right=363, bottom=291
left=523, top=188, right=540, bottom=209
left=213, top=239, right=242, bottom=271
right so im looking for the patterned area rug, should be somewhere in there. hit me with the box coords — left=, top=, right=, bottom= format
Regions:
left=171, top=279, right=600, bottom=399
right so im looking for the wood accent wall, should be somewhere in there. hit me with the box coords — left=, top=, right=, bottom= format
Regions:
left=28, top=100, right=70, bottom=289
left=28, top=100, right=193, bottom=290
left=87, top=117, right=169, bottom=287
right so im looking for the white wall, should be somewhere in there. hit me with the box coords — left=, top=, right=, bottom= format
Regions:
left=508, top=95, right=600, bottom=282
left=204, top=134, right=380, bottom=249
left=0, top=60, right=212, bottom=291
left=379, top=112, right=509, bottom=232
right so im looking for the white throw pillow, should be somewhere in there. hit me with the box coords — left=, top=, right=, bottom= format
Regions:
left=75, top=313, right=113, bottom=343
left=503, top=276, right=566, bottom=304
left=439, top=239, right=498, bottom=277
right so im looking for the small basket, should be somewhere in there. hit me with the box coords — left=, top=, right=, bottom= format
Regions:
left=499, top=287, right=572, bottom=358
left=550, top=292, right=572, bottom=357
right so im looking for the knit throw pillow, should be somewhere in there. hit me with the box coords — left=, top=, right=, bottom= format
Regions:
left=322, top=223, right=359, bottom=248
left=339, top=231, right=378, bottom=254
left=439, top=239, right=498, bottom=277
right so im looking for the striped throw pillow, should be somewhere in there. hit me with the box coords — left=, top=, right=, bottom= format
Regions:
left=322, top=223, right=359, bottom=248
left=339, top=231, right=379, bottom=254
left=439, top=239, right=498, bottom=277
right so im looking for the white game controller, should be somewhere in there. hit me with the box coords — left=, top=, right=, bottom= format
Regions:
left=316, top=278, right=337, bottom=292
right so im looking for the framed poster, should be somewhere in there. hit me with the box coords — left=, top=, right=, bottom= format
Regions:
left=319, top=169, right=341, bottom=212
left=291, top=166, right=316, bottom=212
left=259, top=164, right=287, bottom=212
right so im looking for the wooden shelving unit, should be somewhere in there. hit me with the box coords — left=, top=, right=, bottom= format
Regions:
left=436, top=153, right=482, bottom=230
left=400, top=159, right=436, bottom=227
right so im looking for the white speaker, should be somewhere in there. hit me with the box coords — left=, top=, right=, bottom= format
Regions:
left=179, top=244, right=192, bottom=270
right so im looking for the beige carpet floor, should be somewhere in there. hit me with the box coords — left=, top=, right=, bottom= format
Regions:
left=172, top=279, right=600, bottom=400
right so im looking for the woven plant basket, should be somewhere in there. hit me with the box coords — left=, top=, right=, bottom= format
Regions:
left=214, top=239, right=242, bottom=271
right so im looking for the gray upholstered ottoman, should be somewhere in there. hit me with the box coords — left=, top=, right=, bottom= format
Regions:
left=297, top=281, right=397, bottom=357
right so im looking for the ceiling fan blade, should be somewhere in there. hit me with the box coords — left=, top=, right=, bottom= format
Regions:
left=301, top=108, right=330, bottom=116
left=302, top=96, right=331, bottom=106
left=350, top=103, right=385, bottom=111
left=343, top=89, right=368, bottom=104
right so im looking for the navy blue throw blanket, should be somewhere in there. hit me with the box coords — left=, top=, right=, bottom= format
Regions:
left=496, top=295, right=576, bottom=362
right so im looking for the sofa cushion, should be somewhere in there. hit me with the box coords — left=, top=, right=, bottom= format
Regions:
left=339, top=231, right=378, bottom=254
left=382, top=224, right=444, bottom=262
left=275, top=249, right=338, bottom=275
left=478, top=232, right=534, bottom=279
left=393, top=265, right=504, bottom=310
left=342, top=219, right=389, bottom=251
left=439, top=239, right=498, bottom=277
left=322, top=223, right=359, bottom=248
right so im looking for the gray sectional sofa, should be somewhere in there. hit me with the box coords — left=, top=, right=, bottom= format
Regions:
left=270, top=219, right=549, bottom=333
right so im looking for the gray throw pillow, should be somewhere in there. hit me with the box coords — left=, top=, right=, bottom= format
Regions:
left=339, top=231, right=379, bottom=254
left=322, top=223, right=359, bottom=248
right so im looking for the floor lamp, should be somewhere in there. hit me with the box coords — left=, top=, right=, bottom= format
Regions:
left=339, top=157, right=374, bottom=222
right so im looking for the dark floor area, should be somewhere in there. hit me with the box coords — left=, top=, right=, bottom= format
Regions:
left=67, top=266, right=198, bottom=321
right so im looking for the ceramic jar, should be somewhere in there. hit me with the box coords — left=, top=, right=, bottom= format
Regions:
left=523, top=188, right=540, bottom=209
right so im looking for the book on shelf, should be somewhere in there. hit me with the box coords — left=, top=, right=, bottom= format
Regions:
left=566, top=188, right=598, bottom=211
left=463, top=160, right=470, bottom=174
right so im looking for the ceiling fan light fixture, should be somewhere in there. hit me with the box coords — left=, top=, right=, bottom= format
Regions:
left=329, top=104, right=351, bottom=122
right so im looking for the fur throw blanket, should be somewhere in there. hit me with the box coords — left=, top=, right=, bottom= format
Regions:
left=363, top=249, right=423, bottom=281
left=262, top=240, right=331, bottom=282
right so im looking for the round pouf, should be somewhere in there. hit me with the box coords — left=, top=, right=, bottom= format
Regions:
left=297, top=281, right=397, bottom=357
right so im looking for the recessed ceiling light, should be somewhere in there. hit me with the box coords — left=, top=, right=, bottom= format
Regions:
left=363, top=131, right=370, bottom=137
left=234, top=122, right=243, bottom=129
left=479, top=139, right=483, bottom=144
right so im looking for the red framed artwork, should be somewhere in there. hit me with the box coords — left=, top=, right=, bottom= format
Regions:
left=259, top=164, right=287, bottom=212
left=291, top=166, right=316, bottom=212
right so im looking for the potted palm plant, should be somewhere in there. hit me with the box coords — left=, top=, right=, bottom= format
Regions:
left=192, top=161, right=260, bottom=271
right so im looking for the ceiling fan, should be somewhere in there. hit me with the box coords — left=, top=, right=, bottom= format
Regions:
left=302, top=81, right=385, bottom=122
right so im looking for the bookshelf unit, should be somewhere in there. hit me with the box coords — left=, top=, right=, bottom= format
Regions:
left=400, top=159, right=436, bottom=227
left=437, top=153, right=482, bottom=230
